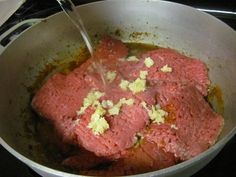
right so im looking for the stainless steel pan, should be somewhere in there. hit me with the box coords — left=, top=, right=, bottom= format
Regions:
left=0, top=0, right=236, bottom=176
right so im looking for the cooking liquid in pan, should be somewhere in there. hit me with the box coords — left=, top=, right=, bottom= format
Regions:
left=27, top=41, right=223, bottom=173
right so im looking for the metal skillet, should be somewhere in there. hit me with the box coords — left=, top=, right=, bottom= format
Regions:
left=0, top=0, right=235, bottom=176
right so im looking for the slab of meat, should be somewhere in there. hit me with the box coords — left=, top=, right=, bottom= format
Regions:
left=76, top=82, right=223, bottom=175
left=32, top=37, right=149, bottom=158
left=118, top=48, right=210, bottom=96
left=62, top=149, right=108, bottom=171
left=32, top=36, right=224, bottom=176
left=72, top=90, right=149, bottom=157
left=144, top=81, right=224, bottom=160
left=80, top=141, right=176, bottom=176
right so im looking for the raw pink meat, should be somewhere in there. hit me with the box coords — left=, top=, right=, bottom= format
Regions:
left=32, top=37, right=224, bottom=175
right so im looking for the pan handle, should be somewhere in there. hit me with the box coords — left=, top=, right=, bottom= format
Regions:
left=0, top=18, right=42, bottom=55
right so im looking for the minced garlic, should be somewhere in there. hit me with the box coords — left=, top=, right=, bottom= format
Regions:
left=76, top=90, right=105, bottom=116
left=160, top=64, right=172, bottom=72
left=108, top=98, right=134, bottom=116
left=119, top=71, right=147, bottom=94
left=106, top=71, right=117, bottom=83
left=76, top=106, right=87, bottom=116
left=128, top=78, right=146, bottom=94
left=108, top=106, right=120, bottom=115
left=76, top=91, right=113, bottom=135
left=141, top=101, right=168, bottom=124
left=127, top=56, right=139, bottom=62
left=144, top=57, right=154, bottom=68
left=139, top=70, right=148, bottom=80
left=149, top=105, right=167, bottom=124
left=101, top=100, right=114, bottom=108
left=119, top=98, right=135, bottom=106
left=119, top=79, right=130, bottom=91
left=84, top=91, right=104, bottom=107
left=87, top=104, right=109, bottom=135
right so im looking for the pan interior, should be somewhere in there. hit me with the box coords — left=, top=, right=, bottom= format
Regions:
left=0, top=0, right=235, bottom=174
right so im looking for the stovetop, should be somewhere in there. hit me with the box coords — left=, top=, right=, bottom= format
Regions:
left=0, top=0, right=236, bottom=177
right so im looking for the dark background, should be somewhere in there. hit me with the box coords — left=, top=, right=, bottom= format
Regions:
left=0, top=0, right=236, bottom=177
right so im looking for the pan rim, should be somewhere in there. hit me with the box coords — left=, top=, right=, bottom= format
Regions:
left=1, top=0, right=236, bottom=176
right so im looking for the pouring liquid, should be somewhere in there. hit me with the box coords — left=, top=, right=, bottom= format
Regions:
left=56, top=0, right=107, bottom=85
